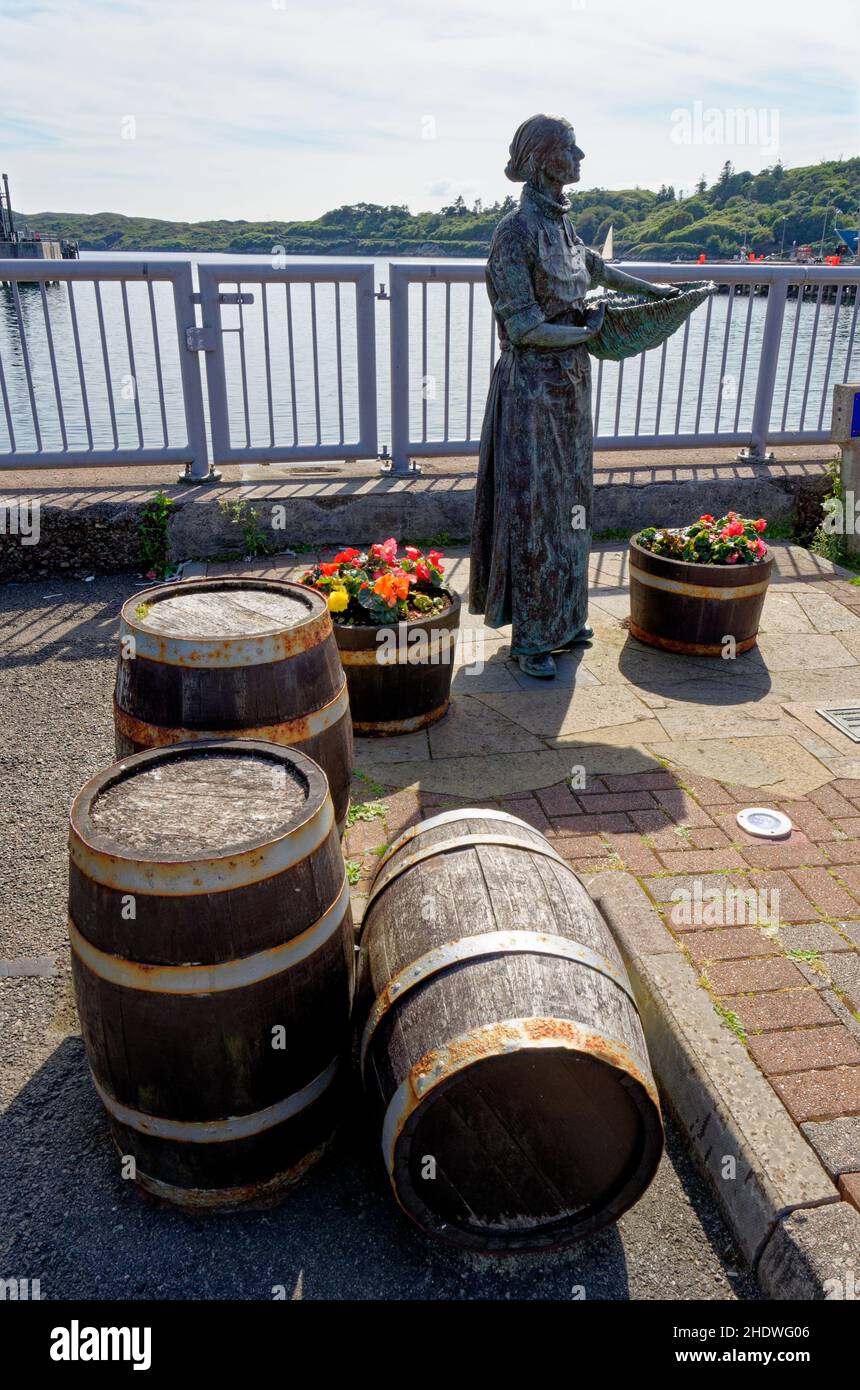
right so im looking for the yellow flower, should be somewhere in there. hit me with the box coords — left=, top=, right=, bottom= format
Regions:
left=328, top=589, right=349, bottom=613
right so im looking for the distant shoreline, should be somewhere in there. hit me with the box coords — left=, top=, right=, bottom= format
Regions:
left=18, top=154, right=859, bottom=261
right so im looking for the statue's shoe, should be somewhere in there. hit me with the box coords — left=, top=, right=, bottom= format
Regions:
left=517, top=652, right=556, bottom=679
left=558, top=625, right=594, bottom=649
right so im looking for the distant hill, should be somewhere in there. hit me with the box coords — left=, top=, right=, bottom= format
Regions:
left=21, top=157, right=859, bottom=260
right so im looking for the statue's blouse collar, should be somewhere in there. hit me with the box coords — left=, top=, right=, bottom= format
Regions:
left=522, top=183, right=571, bottom=220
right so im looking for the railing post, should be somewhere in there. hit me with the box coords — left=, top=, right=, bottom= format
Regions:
left=355, top=264, right=378, bottom=462
left=172, top=261, right=219, bottom=483
left=738, top=276, right=788, bottom=463
left=388, top=264, right=413, bottom=476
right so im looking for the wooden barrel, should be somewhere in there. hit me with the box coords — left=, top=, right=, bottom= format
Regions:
left=356, top=808, right=663, bottom=1252
left=628, top=536, right=773, bottom=656
left=114, top=577, right=352, bottom=829
left=68, top=740, right=354, bottom=1209
left=334, top=595, right=461, bottom=735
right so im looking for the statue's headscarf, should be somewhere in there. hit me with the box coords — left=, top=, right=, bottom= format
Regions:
left=505, top=114, right=582, bottom=183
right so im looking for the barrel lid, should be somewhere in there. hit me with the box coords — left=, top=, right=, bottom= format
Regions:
left=69, top=741, right=332, bottom=894
left=385, top=1018, right=664, bottom=1253
left=120, top=579, right=330, bottom=668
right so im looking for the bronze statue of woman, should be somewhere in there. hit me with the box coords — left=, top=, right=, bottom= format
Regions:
left=469, top=114, right=678, bottom=678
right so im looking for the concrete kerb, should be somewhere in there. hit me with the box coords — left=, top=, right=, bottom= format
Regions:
left=584, top=870, right=860, bottom=1298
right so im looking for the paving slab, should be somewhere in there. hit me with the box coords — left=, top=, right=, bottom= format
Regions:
left=588, top=875, right=838, bottom=1270
left=800, top=1118, right=860, bottom=1179
left=426, top=695, right=545, bottom=758
left=475, top=686, right=654, bottom=739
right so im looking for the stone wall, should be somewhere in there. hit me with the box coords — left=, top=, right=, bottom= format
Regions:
left=0, top=463, right=835, bottom=581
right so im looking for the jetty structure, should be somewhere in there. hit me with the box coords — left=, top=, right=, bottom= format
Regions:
left=0, top=171, right=79, bottom=261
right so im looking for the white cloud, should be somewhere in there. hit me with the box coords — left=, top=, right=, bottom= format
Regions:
left=2, top=0, right=857, bottom=221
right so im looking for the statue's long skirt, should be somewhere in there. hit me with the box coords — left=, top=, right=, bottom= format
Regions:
left=469, top=344, right=593, bottom=656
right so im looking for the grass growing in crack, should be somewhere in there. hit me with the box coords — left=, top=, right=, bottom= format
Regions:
left=593, top=527, right=634, bottom=541
left=345, top=859, right=362, bottom=885
left=346, top=799, right=387, bottom=827
left=762, top=517, right=796, bottom=543
left=713, top=1003, right=748, bottom=1043
left=406, top=531, right=467, bottom=550
left=351, top=768, right=387, bottom=798
left=373, top=843, right=389, bottom=857
left=786, top=948, right=821, bottom=962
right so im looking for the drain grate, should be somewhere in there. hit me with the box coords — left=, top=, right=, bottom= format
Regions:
left=816, top=706, right=860, bottom=743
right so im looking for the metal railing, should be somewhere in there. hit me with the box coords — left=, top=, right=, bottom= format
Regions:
left=0, top=259, right=208, bottom=475
left=1, top=256, right=858, bottom=478
left=387, top=260, right=860, bottom=472
left=196, top=261, right=377, bottom=466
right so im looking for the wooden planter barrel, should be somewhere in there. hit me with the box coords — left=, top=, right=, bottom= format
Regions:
left=114, top=578, right=352, bottom=830
left=628, top=536, right=773, bottom=657
left=356, top=808, right=663, bottom=1252
left=334, top=594, right=461, bottom=735
left=68, top=741, right=354, bottom=1209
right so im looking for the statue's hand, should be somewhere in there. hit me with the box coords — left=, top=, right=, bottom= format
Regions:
left=583, top=302, right=606, bottom=336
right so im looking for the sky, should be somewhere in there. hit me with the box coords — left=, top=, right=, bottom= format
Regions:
left=2, top=0, right=859, bottom=223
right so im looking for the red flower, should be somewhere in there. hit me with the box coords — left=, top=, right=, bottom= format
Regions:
left=415, top=561, right=431, bottom=582
left=753, top=518, right=766, bottom=533
left=332, top=548, right=360, bottom=564
left=754, top=537, right=767, bottom=558
left=319, top=562, right=340, bottom=576
left=726, top=552, right=739, bottom=564
left=698, top=514, right=715, bottom=525
left=722, top=520, right=744, bottom=539
left=404, top=546, right=421, bottom=562
left=370, top=536, right=399, bottom=563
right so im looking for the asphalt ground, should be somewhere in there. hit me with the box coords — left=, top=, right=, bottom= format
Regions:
left=0, top=573, right=758, bottom=1300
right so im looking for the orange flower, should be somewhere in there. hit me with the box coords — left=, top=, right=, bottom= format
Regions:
left=373, top=573, right=397, bottom=606
left=374, top=570, right=410, bottom=604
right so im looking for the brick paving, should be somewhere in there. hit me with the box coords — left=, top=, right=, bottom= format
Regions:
left=212, top=542, right=860, bottom=1216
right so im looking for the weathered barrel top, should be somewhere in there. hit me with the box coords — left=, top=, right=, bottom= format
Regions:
left=134, top=587, right=313, bottom=639
left=90, top=750, right=308, bottom=856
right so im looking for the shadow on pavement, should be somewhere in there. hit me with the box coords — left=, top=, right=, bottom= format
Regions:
left=618, top=636, right=772, bottom=705
left=1, top=1037, right=640, bottom=1301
